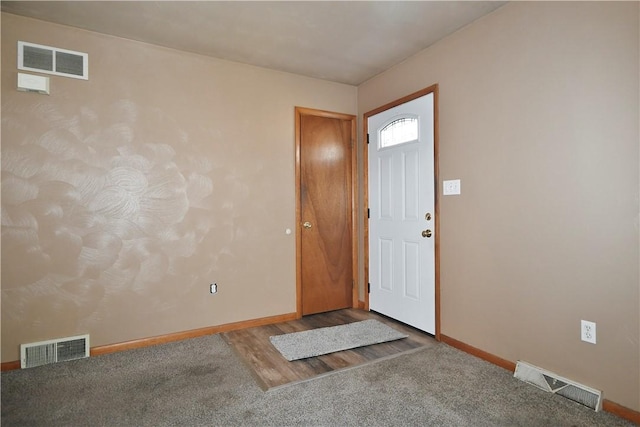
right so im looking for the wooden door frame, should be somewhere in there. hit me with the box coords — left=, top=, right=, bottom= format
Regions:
left=363, top=84, right=441, bottom=340
left=295, top=107, right=359, bottom=318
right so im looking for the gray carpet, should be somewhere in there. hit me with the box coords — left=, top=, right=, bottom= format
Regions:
left=270, top=319, right=408, bottom=361
left=1, top=334, right=634, bottom=427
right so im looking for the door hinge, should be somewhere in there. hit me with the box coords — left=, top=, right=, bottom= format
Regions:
left=367, top=133, right=370, bottom=144
left=367, top=283, right=371, bottom=294
left=367, top=208, right=370, bottom=219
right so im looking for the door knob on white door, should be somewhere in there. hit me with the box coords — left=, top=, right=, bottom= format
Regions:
left=421, top=229, right=432, bottom=238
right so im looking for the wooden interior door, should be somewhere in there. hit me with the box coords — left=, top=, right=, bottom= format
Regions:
left=296, top=107, right=355, bottom=316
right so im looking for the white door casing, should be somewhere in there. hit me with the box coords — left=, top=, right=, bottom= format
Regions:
left=368, top=93, right=435, bottom=334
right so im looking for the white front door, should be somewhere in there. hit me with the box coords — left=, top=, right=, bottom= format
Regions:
left=368, top=93, right=435, bottom=334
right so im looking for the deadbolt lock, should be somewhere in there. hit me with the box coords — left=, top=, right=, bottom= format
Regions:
left=421, top=229, right=432, bottom=238
left=425, top=213, right=432, bottom=221
left=303, top=221, right=312, bottom=229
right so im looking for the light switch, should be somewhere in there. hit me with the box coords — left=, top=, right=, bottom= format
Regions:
left=443, top=179, right=461, bottom=195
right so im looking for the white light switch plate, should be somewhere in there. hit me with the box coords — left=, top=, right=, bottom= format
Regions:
left=443, top=179, right=461, bottom=195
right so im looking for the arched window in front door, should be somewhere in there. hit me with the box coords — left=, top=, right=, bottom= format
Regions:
left=379, top=116, right=419, bottom=148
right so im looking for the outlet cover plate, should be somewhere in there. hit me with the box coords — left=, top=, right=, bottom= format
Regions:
left=581, top=320, right=596, bottom=344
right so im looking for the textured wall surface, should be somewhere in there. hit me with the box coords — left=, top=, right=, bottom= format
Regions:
left=3, top=2, right=639, bottom=414
left=1, top=12, right=356, bottom=362
left=359, top=2, right=639, bottom=411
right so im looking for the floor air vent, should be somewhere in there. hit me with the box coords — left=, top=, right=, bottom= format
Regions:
left=20, top=334, right=90, bottom=369
left=514, top=361, right=602, bottom=411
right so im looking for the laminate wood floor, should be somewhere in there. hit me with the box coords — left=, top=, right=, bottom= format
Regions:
left=221, top=308, right=437, bottom=390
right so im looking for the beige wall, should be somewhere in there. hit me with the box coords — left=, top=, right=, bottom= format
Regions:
left=1, top=13, right=356, bottom=362
left=2, top=1, right=639, bottom=413
left=359, top=2, right=639, bottom=411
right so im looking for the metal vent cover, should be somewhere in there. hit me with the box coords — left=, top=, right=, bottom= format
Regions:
left=20, top=334, right=90, bottom=368
left=18, top=41, right=88, bottom=80
left=514, top=361, right=602, bottom=411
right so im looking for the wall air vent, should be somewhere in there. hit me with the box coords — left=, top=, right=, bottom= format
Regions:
left=514, top=361, right=602, bottom=411
left=18, top=41, right=88, bottom=80
left=20, top=334, right=90, bottom=369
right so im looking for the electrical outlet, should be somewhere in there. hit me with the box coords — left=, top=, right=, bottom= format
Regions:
left=581, top=320, right=596, bottom=344
left=210, top=283, right=218, bottom=294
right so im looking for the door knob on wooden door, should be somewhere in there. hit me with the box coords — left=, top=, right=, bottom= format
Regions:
left=421, top=229, right=432, bottom=238
left=303, top=221, right=312, bottom=229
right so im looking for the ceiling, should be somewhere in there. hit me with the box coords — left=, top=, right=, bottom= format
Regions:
left=1, top=1, right=506, bottom=86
